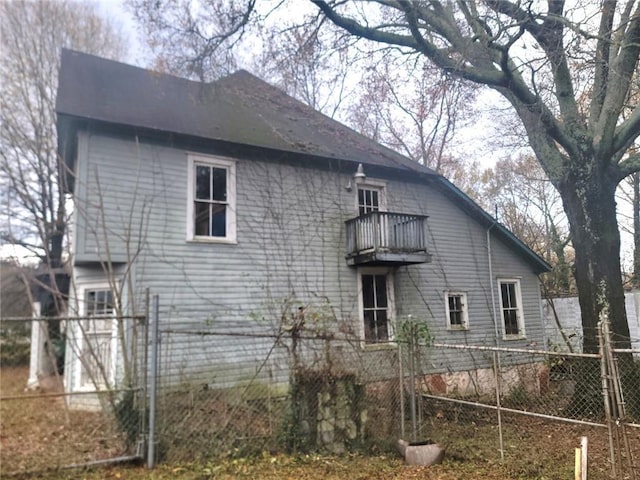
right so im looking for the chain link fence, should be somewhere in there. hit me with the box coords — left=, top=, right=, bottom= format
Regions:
left=153, top=326, right=405, bottom=461
left=150, top=309, right=639, bottom=477
left=0, top=314, right=146, bottom=476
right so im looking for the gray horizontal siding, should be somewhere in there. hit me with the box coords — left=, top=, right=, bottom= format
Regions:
left=392, top=181, right=544, bottom=373
left=71, top=132, right=545, bottom=386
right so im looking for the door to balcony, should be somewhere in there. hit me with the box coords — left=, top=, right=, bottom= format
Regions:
left=345, top=212, right=431, bottom=266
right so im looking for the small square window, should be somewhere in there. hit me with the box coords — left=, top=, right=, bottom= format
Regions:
left=445, top=291, right=468, bottom=330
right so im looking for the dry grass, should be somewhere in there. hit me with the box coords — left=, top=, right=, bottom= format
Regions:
left=0, top=366, right=130, bottom=475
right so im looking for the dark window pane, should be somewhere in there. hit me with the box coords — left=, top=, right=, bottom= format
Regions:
left=501, top=282, right=515, bottom=308
left=194, top=202, right=210, bottom=236
left=104, top=291, right=114, bottom=313
left=211, top=204, right=226, bottom=237
left=86, top=291, right=96, bottom=314
left=504, top=310, right=519, bottom=335
left=363, top=310, right=375, bottom=343
left=371, top=190, right=379, bottom=210
left=195, top=166, right=210, bottom=200
left=212, top=167, right=227, bottom=201
left=358, top=189, right=364, bottom=207
left=96, top=291, right=107, bottom=313
left=500, top=283, right=508, bottom=307
left=362, top=274, right=374, bottom=308
left=375, top=274, right=387, bottom=307
left=450, top=311, right=461, bottom=325
left=376, top=310, right=388, bottom=341
left=448, top=295, right=459, bottom=312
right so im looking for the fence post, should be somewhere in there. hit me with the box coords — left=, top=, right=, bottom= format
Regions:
left=598, top=320, right=617, bottom=479
left=147, top=295, right=160, bottom=469
left=492, top=351, right=505, bottom=463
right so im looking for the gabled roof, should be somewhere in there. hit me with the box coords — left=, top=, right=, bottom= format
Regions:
left=55, top=49, right=550, bottom=274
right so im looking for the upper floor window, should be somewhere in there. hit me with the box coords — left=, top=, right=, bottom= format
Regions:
left=187, top=154, right=236, bottom=243
left=498, top=279, right=525, bottom=338
left=445, top=291, right=468, bottom=330
left=358, top=187, right=380, bottom=215
left=356, top=180, right=386, bottom=216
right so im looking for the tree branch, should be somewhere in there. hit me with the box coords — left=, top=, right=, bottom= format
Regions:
left=618, top=151, right=640, bottom=180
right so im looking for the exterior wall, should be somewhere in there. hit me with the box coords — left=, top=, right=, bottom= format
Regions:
left=69, top=130, right=546, bottom=392
left=394, top=185, right=544, bottom=374
left=423, top=362, right=548, bottom=398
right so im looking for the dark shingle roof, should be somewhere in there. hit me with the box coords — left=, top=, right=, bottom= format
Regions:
left=56, top=49, right=434, bottom=175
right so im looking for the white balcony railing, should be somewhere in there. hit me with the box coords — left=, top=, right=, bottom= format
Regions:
left=345, top=212, right=429, bottom=265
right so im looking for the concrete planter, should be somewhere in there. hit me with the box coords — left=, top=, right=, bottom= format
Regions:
left=397, top=439, right=445, bottom=466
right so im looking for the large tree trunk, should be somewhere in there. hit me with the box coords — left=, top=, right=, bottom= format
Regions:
left=559, top=166, right=631, bottom=353
left=633, top=172, right=640, bottom=289
left=559, top=162, right=637, bottom=417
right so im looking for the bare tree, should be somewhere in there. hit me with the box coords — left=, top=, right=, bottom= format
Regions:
left=0, top=0, right=127, bottom=315
left=482, top=155, right=574, bottom=295
left=302, top=1, right=640, bottom=356
left=349, top=55, right=477, bottom=173
left=254, top=18, right=354, bottom=118
left=128, top=0, right=254, bottom=81
left=131, top=2, right=486, bottom=212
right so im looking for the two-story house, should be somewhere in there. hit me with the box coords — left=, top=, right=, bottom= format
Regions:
left=55, top=49, right=550, bottom=402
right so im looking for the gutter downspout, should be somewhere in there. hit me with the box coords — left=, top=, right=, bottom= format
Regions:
left=487, top=221, right=505, bottom=462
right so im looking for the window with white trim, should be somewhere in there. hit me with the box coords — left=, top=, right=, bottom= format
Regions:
left=187, top=154, right=236, bottom=242
left=360, top=270, right=394, bottom=344
left=356, top=180, right=386, bottom=216
left=358, top=187, right=380, bottom=215
left=498, top=279, right=525, bottom=338
left=79, top=288, right=115, bottom=388
left=445, top=291, right=468, bottom=330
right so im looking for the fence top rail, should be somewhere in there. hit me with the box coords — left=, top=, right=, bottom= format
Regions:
left=0, top=386, right=142, bottom=402
left=158, top=329, right=600, bottom=358
left=1, top=314, right=146, bottom=322
left=611, top=348, right=640, bottom=354
left=430, top=341, right=601, bottom=359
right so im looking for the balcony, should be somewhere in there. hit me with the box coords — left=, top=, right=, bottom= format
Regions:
left=345, top=212, right=431, bottom=266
